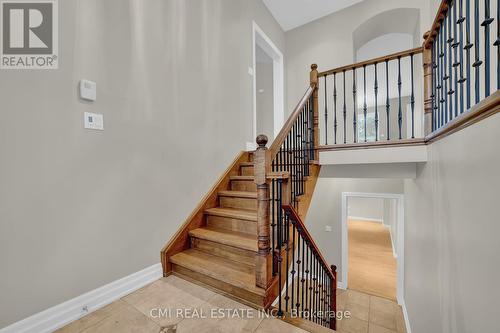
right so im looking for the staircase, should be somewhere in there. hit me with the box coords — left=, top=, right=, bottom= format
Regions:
left=161, top=65, right=338, bottom=331
left=168, top=152, right=269, bottom=307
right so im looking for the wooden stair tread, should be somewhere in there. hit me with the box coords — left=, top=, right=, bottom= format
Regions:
left=189, top=227, right=258, bottom=252
left=170, top=249, right=265, bottom=296
left=239, top=162, right=254, bottom=167
left=229, top=175, right=254, bottom=181
left=218, top=190, right=257, bottom=198
left=205, top=207, right=257, bottom=221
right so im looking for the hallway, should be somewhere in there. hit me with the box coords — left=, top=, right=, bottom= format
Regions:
left=348, top=219, right=397, bottom=300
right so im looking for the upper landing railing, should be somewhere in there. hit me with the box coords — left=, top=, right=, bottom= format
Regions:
left=317, top=0, right=499, bottom=148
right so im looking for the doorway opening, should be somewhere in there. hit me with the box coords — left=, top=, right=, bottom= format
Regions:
left=252, top=21, right=284, bottom=145
left=341, top=192, right=405, bottom=304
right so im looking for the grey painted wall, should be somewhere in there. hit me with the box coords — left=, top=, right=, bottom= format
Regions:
left=0, top=0, right=284, bottom=328
left=404, top=113, right=500, bottom=333
left=304, top=175, right=404, bottom=283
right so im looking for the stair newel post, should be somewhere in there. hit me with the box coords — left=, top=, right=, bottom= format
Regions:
left=423, top=31, right=434, bottom=136
left=310, top=64, right=320, bottom=161
left=330, top=265, right=337, bottom=330
left=255, top=135, right=273, bottom=289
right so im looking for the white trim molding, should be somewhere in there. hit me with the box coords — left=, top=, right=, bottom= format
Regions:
left=401, top=299, right=413, bottom=333
left=347, top=216, right=384, bottom=223
left=342, top=192, right=405, bottom=305
left=0, top=263, right=162, bottom=333
left=252, top=21, right=285, bottom=142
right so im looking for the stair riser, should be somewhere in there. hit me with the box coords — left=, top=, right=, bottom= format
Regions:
left=240, top=165, right=254, bottom=176
left=231, top=180, right=257, bottom=192
left=172, top=265, right=264, bottom=307
left=219, top=196, right=257, bottom=210
left=191, top=238, right=256, bottom=267
left=206, top=215, right=257, bottom=234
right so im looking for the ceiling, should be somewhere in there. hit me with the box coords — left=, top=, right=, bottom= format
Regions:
left=262, top=0, right=365, bottom=31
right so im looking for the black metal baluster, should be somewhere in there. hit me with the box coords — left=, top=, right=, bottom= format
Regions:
left=291, top=222, right=296, bottom=314
left=307, top=246, right=313, bottom=320
left=465, top=0, right=473, bottom=108
left=410, top=54, right=415, bottom=138
left=374, top=63, right=379, bottom=140
left=397, top=56, right=402, bottom=139
left=324, top=76, right=328, bottom=145
left=363, top=65, right=368, bottom=142
left=305, top=244, right=309, bottom=317
left=453, top=0, right=459, bottom=118
left=432, top=40, right=438, bottom=131
left=284, top=195, right=289, bottom=312
left=473, top=0, right=483, bottom=103
left=385, top=60, right=390, bottom=140
left=296, top=228, right=302, bottom=314
left=343, top=70, right=347, bottom=143
left=300, top=236, right=305, bottom=317
left=313, top=257, right=318, bottom=323
left=496, top=0, right=500, bottom=89
left=333, top=73, right=338, bottom=144
left=448, top=9, right=454, bottom=121
left=482, top=0, right=494, bottom=96
left=444, top=13, right=449, bottom=124
left=458, top=0, right=466, bottom=114
left=439, top=20, right=448, bottom=126
left=353, top=68, right=357, bottom=143
left=277, top=244, right=283, bottom=317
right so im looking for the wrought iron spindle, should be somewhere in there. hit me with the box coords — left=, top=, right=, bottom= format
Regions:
left=432, top=40, right=438, bottom=130
left=452, top=0, right=459, bottom=117
left=333, top=73, right=338, bottom=144
left=448, top=8, right=454, bottom=121
left=363, top=65, right=368, bottom=142
left=458, top=0, right=466, bottom=114
left=410, top=54, right=415, bottom=138
left=343, top=70, right=347, bottom=143
left=444, top=14, right=449, bottom=124
left=473, top=0, right=483, bottom=103
left=496, top=0, right=500, bottom=89
left=465, top=0, right=473, bottom=108
left=301, top=236, right=305, bottom=317
left=374, top=63, right=379, bottom=141
left=397, top=56, right=402, bottom=139
left=324, top=76, right=328, bottom=144
left=353, top=68, right=357, bottom=143
left=291, top=223, right=296, bottom=313
left=482, top=0, right=494, bottom=96
left=385, top=60, right=390, bottom=140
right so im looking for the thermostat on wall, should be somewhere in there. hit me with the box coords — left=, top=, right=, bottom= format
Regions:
left=79, top=79, right=97, bottom=101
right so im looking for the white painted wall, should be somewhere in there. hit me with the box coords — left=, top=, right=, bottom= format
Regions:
left=256, top=46, right=275, bottom=140
left=383, top=198, right=398, bottom=257
left=348, top=197, right=384, bottom=221
left=404, top=113, right=500, bottom=333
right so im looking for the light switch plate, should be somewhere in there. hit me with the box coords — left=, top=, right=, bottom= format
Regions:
left=80, top=79, right=97, bottom=101
left=84, top=112, right=104, bottom=130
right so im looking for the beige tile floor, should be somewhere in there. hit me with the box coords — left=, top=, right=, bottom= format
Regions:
left=56, top=275, right=406, bottom=333
left=336, top=289, right=407, bottom=333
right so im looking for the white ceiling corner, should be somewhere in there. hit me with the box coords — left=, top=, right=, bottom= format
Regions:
left=262, top=0, right=365, bottom=31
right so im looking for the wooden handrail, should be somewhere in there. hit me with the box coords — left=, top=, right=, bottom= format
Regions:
left=423, top=0, right=449, bottom=49
left=267, top=85, right=315, bottom=166
left=318, top=46, right=424, bottom=77
left=283, top=205, right=335, bottom=281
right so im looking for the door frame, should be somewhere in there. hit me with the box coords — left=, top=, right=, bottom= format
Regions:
left=341, top=192, right=405, bottom=305
left=252, top=21, right=284, bottom=145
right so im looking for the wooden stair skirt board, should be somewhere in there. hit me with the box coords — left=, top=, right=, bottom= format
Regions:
left=161, top=150, right=321, bottom=310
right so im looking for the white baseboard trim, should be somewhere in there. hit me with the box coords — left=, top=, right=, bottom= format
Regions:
left=348, top=216, right=384, bottom=223
left=336, top=281, right=347, bottom=290
left=0, top=263, right=163, bottom=333
left=401, top=299, right=412, bottom=333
